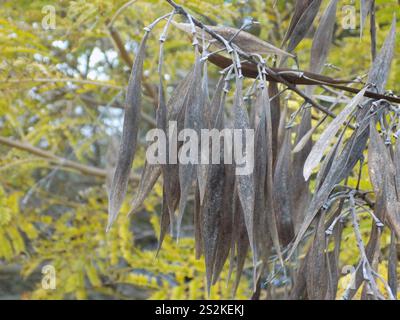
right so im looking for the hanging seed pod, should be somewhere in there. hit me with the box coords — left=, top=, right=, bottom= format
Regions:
left=157, top=185, right=171, bottom=254
left=173, top=22, right=294, bottom=57
left=157, top=59, right=173, bottom=231
left=289, top=252, right=309, bottom=300
left=129, top=70, right=195, bottom=216
left=309, top=0, right=338, bottom=75
left=252, top=87, right=269, bottom=264
left=194, top=185, right=203, bottom=259
left=291, top=108, right=312, bottom=233
left=105, top=136, right=120, bottom=197
left=282, top=0, right=314, bottom=46
left=314, top=126, right=345, bottom=192
left=262, top=80, right=283, bottom=265
left=388, top=231, right=398, bottom=298
left=197, top=61, right=213, bottom=205
left=367, top=16, right=396, bottom=94
left=201, top=76, right=229, bottom=290
left=108, top=32, right=149, bottom=231
left=306, top=211, right=328, bottom=300
left=232, top=196, right=249, bottom=297
left=177, top=48, right=203, bottom=237
left=129, top=163, right=162, bottom=214
left=281, top=0, right=322, bottom=64
left=369, top=122, right=400, bottom=239
left=273, top=129, right=295, bottom=247
left=233, top=77, right=257, bottom=270
left=201, top=158, right=225, bottom=294
left=361, top=0, right=375, bottom=36
left=212, top=164, right=235, bottom=285
left=268, top=82, right=281, bottom=165
left=289, top=106, right=373, bottom=258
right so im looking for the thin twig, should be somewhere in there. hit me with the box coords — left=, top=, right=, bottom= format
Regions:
left=349, top=192, right=382, bottom=299
left=107, top=0, right=138, bottom=28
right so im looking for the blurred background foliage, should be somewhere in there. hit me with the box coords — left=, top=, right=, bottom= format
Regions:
left=0, top=0, right=398, bottom=299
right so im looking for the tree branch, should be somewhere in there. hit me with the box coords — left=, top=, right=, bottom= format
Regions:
left=207, top=53, right=400, bottom=104
left=0, top=78, right=123, bottom=89
left=165, top=0, right=400, bottom=107
left=0, top=136, right=140, bottom=181
left=107, top=0, right=139, bottom=28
